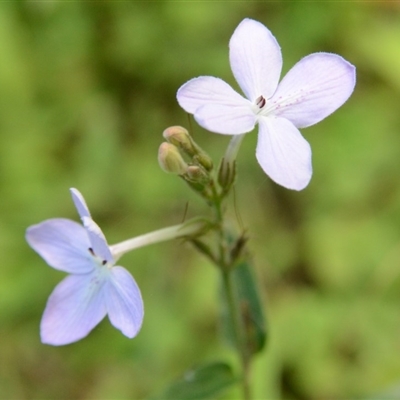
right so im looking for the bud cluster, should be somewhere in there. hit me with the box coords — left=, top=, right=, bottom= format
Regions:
left=158, top=126, right=217, bottom=199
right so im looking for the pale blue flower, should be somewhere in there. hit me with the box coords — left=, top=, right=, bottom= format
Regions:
left=26, top=188, right=144, bottom=345
left=177, top=18, right=356, bottom=190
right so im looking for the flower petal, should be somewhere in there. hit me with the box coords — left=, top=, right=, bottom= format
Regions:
left=106, top=266, right=144, bottom=338
left=40, top=272, right=108, bottom=345
left=82, top=217, right=114, bottom=264
left=270, top=53, right=356, bottom=128
left=26, top=218, right=94, bottom=274
left=229, top=18, right=282, bottom=101
left=256, top=117, right=312, bottom=190
left=70, top=188, right=114, bottom=263
left=70, top=188, right=91, bottom=219
left=195, top=103, right=256, bottom=134
left=177, top=76, right=248, bottom=114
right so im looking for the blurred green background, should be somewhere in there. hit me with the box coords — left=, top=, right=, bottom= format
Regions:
left=1, top=1, right=400, bottom=399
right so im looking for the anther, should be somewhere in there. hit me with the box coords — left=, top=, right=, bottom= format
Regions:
left=88, top=247, right=95, bottom=256
left=256, top=95, right=266, bottom=108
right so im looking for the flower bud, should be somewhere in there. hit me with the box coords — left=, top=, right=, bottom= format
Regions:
left=186, top=165, right=210, bottom=184
left=158, top=142, right=188, bottom=175
left=193, top=153, right=213, bottom=172
left=218, top=157, right=236, bottom=193
left=163, top=126, right=193, bottom=153
left=163, top=126, right=213, bottom=171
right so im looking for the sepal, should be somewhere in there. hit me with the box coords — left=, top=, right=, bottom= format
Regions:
left=178, top=217, right=214, bottom=239
left=217, top=157, right=237, bottom=195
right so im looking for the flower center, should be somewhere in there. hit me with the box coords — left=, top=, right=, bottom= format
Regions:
left=88, top=247, right=108, bottom=266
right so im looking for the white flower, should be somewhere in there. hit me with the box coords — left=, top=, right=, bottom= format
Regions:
left=177, top=18, right=356, bottom=190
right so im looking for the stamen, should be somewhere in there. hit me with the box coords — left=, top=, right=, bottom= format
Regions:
left=89, top=247, right=108, bottom=266
left=256, top=95, right=266, bottom=109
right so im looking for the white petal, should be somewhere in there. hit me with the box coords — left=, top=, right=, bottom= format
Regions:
left=256, top=117, right=312, bottom=190
left=106, top=266, right=144, bottom=338
left=82, top=217, right=114, bottom=264
left=270, top=53, right=356, bottom=128
left=26, top=218, right=94, bottom=274
left=70, top=188, right=91, bottom=219
left=229, top=18, right=282, bottom=101
left=177, top=76, right=248, bottom=114
left=195, top=103, right=256, bottom=134
left=40, top=272, right=108, bottom=345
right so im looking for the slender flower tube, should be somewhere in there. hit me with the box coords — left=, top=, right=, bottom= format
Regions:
left=26, top=188, right=209, bottom=346
left=177, top=18, right=356, bottom=190
left=110, top=217, right=211, bottom=261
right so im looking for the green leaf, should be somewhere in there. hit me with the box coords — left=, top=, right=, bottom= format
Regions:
left=149, top=362, right=237, bottom=400
left=220, top=261, right=267, bottom=356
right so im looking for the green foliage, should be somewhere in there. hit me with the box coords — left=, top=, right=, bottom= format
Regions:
left=219, top=261, right=267, bottom=356
left=149, top=362, right=237, bottom=400
left=1, top=2, right=400, bottom=399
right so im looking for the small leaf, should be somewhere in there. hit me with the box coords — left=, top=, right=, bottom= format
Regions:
left=149, top=362, right=237, bottom=400
left=220, top=260, right=267, bottom=356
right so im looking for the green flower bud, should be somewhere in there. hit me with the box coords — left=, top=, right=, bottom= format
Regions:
left=186, top=165, right=210, bottom=184
left=163, top=126, right=193, bottom=154
left=193, top=153, right=214, bottom=172
left=218, top=157, right=236, bottom=193
left=158, top=142, right=188, bottom=175
left=163, top=126, right=213, bottom=171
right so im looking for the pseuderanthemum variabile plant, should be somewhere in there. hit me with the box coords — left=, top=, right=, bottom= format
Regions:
left=177, top=18, right=356, bottom=190
left=26, top=188, right=144, bottom=346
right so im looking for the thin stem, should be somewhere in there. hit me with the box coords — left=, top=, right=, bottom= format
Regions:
left=222, top=270, right=251, bottom=400
left=181, top=132, right=252, bottom=399
left=210, top=174, right=251, bottom=400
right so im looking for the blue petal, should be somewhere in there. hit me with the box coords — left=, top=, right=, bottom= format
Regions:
left=70, top=188, right=91, bottom=219
left=26, top=218, right=95, bottom=274
left=106, top=266, right=144, bottom=338
left=70, top=188, right=114, bottom=264
left=82, top=217, right=114, bottom=264
left=40, top=271, right=108, bottom=345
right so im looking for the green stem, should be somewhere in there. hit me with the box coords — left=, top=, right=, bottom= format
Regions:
left=187, top=133, right=252, bottom=399
left=210, top=178, right=251, bottom=400
left=221, top=270, right=251, bottom=400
